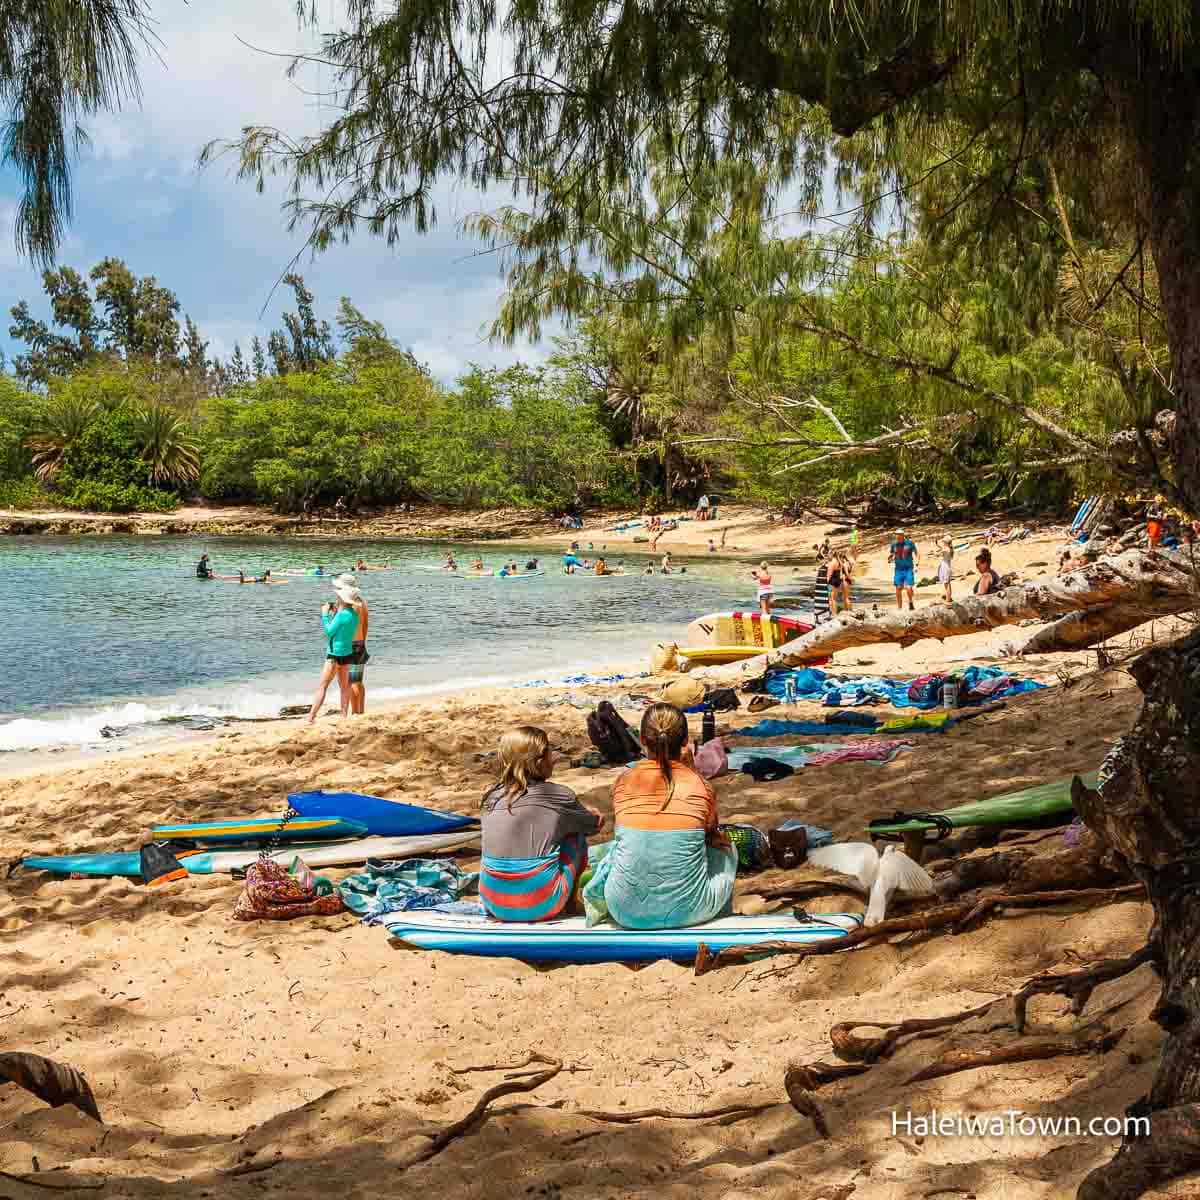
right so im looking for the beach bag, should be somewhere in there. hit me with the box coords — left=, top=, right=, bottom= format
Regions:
left=704, top=686, right=741, bottom=712
left=650, top=642, right=680, bottom=673
left=233, top=858, right=346, bottom=922
left=907, top=673, right=944, bottom=705
left=587, top=701, right=642, bottom=764
left=720, top=824, right=773, bottom=872
left=662, top=678, right=705, bottom=709
left=693, top=737, right=728, bottom=780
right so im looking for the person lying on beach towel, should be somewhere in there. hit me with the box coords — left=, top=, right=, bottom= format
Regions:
left=479, top=727, right=604, bottom=922
left=583, top=704, right=737, bottom=930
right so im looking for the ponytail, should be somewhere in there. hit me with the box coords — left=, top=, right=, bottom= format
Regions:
left=640, top=703, right=689, bottom=807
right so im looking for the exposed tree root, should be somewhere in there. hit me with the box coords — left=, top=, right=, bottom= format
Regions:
left=694, top=884, right=1145, bottom=974
left=829, top=1000, right=1004, bottom=1063
left=904, top=1030, right=1125, bottom=1084
left=952, top=884, right=1144, bottom=933
left=575, top=1101, right=776, bottom=1125
left=1013, top=946, right=1157, bottom=1033
left=401, top=1055, right=563, bottom=1168
left=783, top=1066, right=831, bottom=1137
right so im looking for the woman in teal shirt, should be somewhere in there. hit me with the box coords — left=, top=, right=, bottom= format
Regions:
left=306, top=596, right=359, bottom=723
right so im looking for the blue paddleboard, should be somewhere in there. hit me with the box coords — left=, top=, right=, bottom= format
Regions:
left=289, top=791, right=478, bottom=837
left=384, top=909, right=862, bottom=964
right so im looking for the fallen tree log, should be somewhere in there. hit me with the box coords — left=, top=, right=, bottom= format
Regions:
left=713, top=550, right=1195, bottom=672
left=1010, top=601, right=1186, bottom=656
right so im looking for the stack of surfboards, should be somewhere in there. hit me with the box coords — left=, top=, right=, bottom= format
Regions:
left=18, top=791, right=480, bottom=880
left=677, top=611, right=815, bottom=666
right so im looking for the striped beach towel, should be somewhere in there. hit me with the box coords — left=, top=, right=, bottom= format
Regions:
left=479, top=834, right=587, bottom=922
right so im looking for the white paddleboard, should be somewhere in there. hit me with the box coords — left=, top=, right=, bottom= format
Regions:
left=187, top=831, right=480, bottom=874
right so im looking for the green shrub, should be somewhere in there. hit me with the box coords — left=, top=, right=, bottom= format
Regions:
left=60, top=479, right=177, bottom=513
left=0, top=478, right=55, bottom=510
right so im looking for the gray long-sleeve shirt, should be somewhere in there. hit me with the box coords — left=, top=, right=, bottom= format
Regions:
left=481, top=781, right=601, bottom=859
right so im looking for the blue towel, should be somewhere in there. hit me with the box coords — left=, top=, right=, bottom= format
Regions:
left=756, top=665, right=1044, bottom=710
left=775, top=819, right=834, bottom=849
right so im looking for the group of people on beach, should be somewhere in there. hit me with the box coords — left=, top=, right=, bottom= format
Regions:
left=480, top=703, right=732, bottom=929
left=887, top=528, right=1002, bottom=610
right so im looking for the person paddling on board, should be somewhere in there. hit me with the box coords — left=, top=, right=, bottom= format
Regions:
left=355, top=558, right=391, bottom=571
left=196, top=554, right=213, bottom=580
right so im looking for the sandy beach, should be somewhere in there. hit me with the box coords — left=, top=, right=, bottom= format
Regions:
left=0, top=517, right=1164, bottom=1200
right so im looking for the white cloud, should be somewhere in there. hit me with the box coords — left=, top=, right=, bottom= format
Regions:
left=0, top=1, right=561, bottom=384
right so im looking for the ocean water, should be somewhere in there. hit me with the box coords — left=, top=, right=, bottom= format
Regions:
left=0, top=536, right=761, bottom=753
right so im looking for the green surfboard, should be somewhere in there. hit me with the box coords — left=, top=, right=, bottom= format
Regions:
left=868, top=774, right=1097, bottom=836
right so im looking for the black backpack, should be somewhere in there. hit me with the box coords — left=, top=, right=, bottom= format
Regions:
left=587, top=701, right=643, bottom=764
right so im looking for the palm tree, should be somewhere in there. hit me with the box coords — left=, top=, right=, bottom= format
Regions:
left=133, top=403, right=200, bottom=486
left=26, top=394, right=98, bottom=481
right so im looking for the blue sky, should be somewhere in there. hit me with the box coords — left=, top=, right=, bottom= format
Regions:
left=0, top=3, right=548, bottom=384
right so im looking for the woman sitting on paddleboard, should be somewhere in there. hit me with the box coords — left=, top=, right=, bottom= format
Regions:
left=479, top=728, right=604, bottom=921
left=583, top=704, right=736, bottom=930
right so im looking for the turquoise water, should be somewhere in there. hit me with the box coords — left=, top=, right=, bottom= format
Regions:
left=0, top=536, right=757, bottom=752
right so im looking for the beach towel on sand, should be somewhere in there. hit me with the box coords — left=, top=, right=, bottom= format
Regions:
left=339, top=857, right=479, bottom=923
left=583, top=833, right=736, bottom=930
left=755, top=665, right=1043, bottom=710
left=480, top=834, right=588, bottom=922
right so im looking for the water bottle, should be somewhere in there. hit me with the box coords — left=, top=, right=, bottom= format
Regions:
left=701, top=707, right=716, bottom=744
left=784, top=676, right=797, bottom=706
left=943, top=678, right=959, bottom=710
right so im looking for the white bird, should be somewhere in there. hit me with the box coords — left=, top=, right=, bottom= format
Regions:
left=807, top=842, right=936, bottom=926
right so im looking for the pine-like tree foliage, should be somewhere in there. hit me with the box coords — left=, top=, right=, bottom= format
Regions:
left=0, top=1, right=151, bottom=265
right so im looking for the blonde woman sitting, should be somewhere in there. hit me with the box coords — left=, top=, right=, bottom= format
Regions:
left=583, top=703, right=737, bottom=929
left=479, top=727, right=604, bottom=922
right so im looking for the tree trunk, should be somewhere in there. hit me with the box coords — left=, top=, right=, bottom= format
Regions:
left=1012, top=602, right=1185, bottom=656
left=704, top=550, right=1195, bottom=673
left=1071, top=630, right=1200, bottom=1199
